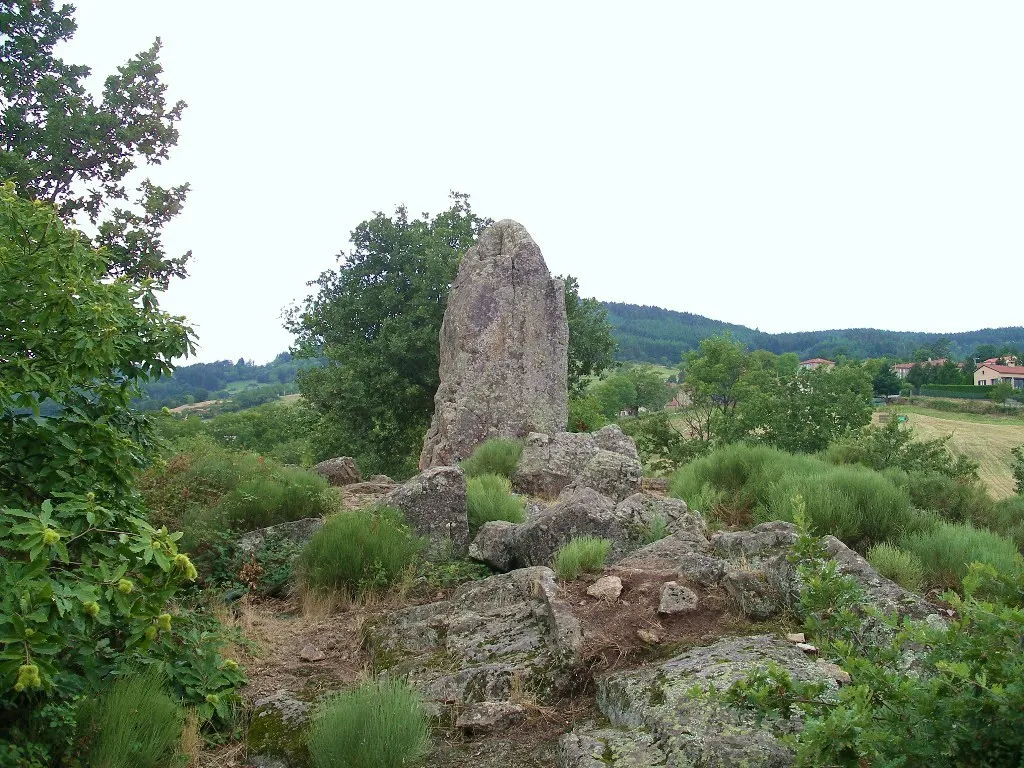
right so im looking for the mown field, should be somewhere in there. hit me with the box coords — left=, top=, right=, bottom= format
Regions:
left=878, top=406, right=1024, bottom=499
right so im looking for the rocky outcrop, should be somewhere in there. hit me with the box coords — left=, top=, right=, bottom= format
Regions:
left=310, top=456, right=362, bottom=486
left=363, top=567, right=583, bottom=714
left=512, top=427, right=640, bottom=499
left=470, top=490, right=699, bottom=572
left=420, top=220, right=569, bottom=469
left=559, top=635, right=839, bottom=767
left=563, top=450, right=642, bottom=502
left=386, top=466, right=469, bottom=557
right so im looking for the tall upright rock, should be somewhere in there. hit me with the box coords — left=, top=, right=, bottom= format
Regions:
left=420, top=220, right=568, bottom=469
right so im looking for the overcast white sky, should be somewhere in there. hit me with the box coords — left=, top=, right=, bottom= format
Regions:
left=64, top=2, right=1024, bottom=364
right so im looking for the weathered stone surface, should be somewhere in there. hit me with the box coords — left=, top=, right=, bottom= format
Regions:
left=821, top=535, right=932, bottom=618
left=420, top=220, right=569, bottom=469
left=562, top=635, right=838, bottom=767
left=558, top=729, right=666, bottom=768
left=512, top=432, right=601, bottom=499
left=591, top=425, right=640, bottom=460
left=712, top=521, right=799, bottom=564
left=298, top=644, right=324, bottom=662
left=658, top=581, right=698, bottom=614
left=722, top=568, right=785, bottom=620
left=468, top=521, right=520, bottom=571
left=455, top=701, right=527, bottom=734
left=345, top=480, right=396, bottom=495
left=565, top=449, right=643, bottom=503
left=640, top=476, right=670, bottom=493
left=387, top=466, right=469, bottom=557
left=505, top=487, right=627, bottom=568
left=310, top=456, right=362, bottom=486
left=248, top=690, right=311, bottom=768
left=614, top=493, right=705, bottom=543
left=364, top=567, right=582, bottom=713
left=586, top=575, right=623, bottom=601
left=236, top=517, right=323, bottom=557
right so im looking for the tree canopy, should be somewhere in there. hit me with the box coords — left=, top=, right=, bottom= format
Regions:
left=0, top=0, right=189, bottom=288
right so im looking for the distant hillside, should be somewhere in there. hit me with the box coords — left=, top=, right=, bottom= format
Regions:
left=138, top=353, right=320, bottom=411
left=604, top=302, right=1024, bottom=365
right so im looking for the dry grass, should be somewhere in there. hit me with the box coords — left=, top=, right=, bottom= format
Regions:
left=877, top=410, right=1024, bottom=499
left=179, top=710, right=202, bottom=767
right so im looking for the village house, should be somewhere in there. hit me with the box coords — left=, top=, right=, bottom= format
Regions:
left=975, top=362, right=1024, bottom=389
left=799, top=358, right=835, bottom=371
left=892, top=357, right=962, bottom=379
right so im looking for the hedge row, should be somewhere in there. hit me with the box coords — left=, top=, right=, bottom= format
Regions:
left=919, top=384, right=993, bottom=400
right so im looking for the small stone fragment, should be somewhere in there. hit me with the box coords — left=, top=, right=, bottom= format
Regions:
left=586, top=575, right=623, bottom=601
left=816, top=661, right=852, bottom=684
left=795, top=642, right=818, bottom=654
left=786, top=632, right=806, bottom=643
left=658, top=581, right=699, bottom=614
left=636, top=628, right=662, bottom=644
left=455, top=701, right=527, bottom=734
left=299, top=644, right=325, bottom=662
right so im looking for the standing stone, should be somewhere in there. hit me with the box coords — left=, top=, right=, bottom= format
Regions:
left=419, top=220, right=569, bottom=469
left=310, top=456, right=362, bottom=486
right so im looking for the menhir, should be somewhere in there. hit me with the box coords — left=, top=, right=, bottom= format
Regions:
left=420, top=220, right=568, bottom=469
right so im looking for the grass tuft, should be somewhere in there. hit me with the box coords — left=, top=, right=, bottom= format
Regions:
left=466, top=473, right=526, bottom=533
left=460, top=438, right=524, bottom=479
left=76, top=666, right=183, bottom=768
left=307, top=678, right=430, bottom=768
left=300, top=506, right=424, bottom=595
left=553, top=536, right=612, bottom=580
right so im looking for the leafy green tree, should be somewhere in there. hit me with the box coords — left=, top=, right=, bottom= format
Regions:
left=0, top=1, right=189, bottom=288
left=872, top=361, right=901, bottom=396
left=0, top=185, right=242, bottom=761
left=989, top=381, right=1016, bottom=403
left=590, top=366, right=670, bottom=419
left=287, top=194, right=489, bottom=476
left=561, top=275, right=617, bottom=395
left=1012, top=446, right=1024, bottom=495
left=745, top=366, right=873, bottom=453
left=288, top=197, right=616, bottom=476
left=679, top=334, right=753, bottom=443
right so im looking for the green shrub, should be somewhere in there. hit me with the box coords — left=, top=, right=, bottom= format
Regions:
left=459, top=438, right=524, bottom=479
left=757, top=465, right=913, bottom=551
left=866, top=543, right=925, bottom=592
left=300, top=507, right=424, bottom=594
left=978, top=495, right=1024, bottom=550
left=900, top=522, right=1024, bottom=591
left=567, top=395, right=607, bottom=433
left=919, top=384, right=993, bottom=399
left=76, top=666, right=184, bottom=768
left=882, top=469, right=993, bottom=524
left=307, top=678, right=429, bottom=768
left=466, top=474, right=526, bottom=533
left=553, top=536, right=612, bottom=580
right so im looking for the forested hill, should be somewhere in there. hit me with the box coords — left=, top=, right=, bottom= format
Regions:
left=604, top=302, right=1024, bottom=364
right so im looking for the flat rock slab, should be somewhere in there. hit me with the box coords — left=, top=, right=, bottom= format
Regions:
left=363, top=567, right=582, bottom=714
left=561, top=635, right=839, bottom=767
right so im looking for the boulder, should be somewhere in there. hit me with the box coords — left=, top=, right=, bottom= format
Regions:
left=236, top=517, right=323, bottom=557
left=512, top=432, right=601, bottom=499
left=586, top=575, right=623, bottom=601
left=468, top=520, right=520, bottom=572
left=560, top=635, right=839, bottom=767
left=658, top=581, right=698, bottom=614
left=247, top=690, right=311, bottom=768
left=512, top=429, right=641, bottom=499
left=420, top=220, right=569, bottom=469
left=455, top=701, right=527, bottom=734
left=387, top=466, right=469, bottom=557
left=363, top=567, right=583, bottom=714
left=613, top=493, right=705, bottom=543
left=310, top=456, right=362, bottom=486
left=564, top=449, right=642, bottom=503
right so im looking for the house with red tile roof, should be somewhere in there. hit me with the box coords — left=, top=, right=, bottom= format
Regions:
left=974, top=362, right=1024, bottom=389
left=799, top=358, right=835, bottom=371
left=892, top=357, right=962, bottom=379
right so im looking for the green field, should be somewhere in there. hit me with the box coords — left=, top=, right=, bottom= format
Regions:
left=878, top=407, right=1024, bottom=499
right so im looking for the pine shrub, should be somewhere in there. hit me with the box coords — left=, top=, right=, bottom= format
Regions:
left=466, top=474, right=526, bottom=533
left=307, top=679, right=429, bottom=768
left=553, top=536, right=612, bottom=580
